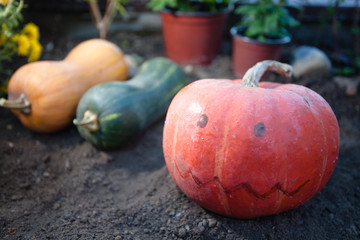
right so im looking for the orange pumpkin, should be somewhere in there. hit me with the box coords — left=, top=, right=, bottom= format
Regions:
left=163, top=60, right=340, bottom=218
left=0, top=39, right=128, bottom=133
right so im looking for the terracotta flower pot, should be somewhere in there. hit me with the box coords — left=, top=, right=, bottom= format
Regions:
left=231, top=27, right=291, bottom=77
left=160, top=9, right=229, bottom=65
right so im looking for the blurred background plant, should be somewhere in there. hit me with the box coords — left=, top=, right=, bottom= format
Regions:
left=234, top=0, right=300, bottom=41
left=87, top=0, right=128, bottom=39
left=0, top=0, right=42, bottom=95
left=323, top=0, right=360, bottom=76
left=147, top=0, right=230, bottom=12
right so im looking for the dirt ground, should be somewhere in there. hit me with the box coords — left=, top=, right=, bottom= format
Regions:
left=0, top=12, right=360, bottom=240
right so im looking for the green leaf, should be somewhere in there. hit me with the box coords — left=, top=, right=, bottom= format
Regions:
left=245, top=20, right=264, bottom=38
left=235, top=5, right=259, bottom=15
left=264, top=10, right=281, bottom=33
left=167, top=0, right=178, bottom=8
left=147, top=0, right=172, bottom=11
left=257, top=35, right=267, bottom=42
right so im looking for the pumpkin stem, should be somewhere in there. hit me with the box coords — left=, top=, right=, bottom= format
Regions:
left=241, top=60, right=293, bottom=87
left=0, top=93, right=31, bottom=114
left=73, top=110, right=99, bottom=132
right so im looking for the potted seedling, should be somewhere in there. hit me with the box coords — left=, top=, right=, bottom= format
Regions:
left=231, top=0, right=299, bottom=77
left=148, top=0, right=231, bottom=65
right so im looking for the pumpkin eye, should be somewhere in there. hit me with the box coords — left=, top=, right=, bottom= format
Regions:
left=254, top=122, right=266, bottom=138
left=304, top=97, right=310, bottom=107
left=197, top=114, right=209, bottom=128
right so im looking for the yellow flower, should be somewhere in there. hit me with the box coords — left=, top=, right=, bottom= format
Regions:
left=28, top=39, right=42, bottom=62
left=22, top=23, right=40, bottom=40
left=0, top=79, right=9, bottom=94
left=1, top=24, right=8, bottom=45
left=11, top=33, right=19, bottom=42
left=0, top=33, right=6, bottom=46
left=17, top=34, right=30, bottom=56
left=0, top=0, right=10, bottom=6
left=1, top=24, right=8, bottom=31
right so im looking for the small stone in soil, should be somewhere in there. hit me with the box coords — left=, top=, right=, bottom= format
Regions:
left=23, top=211, right=31, bottom=216
left=53, top=202, right=61, bottom=210
left=19, top=182, right=31, bottom=189
left=65, top=160, right=72, bottom=171
left=11, top=193, right=23, bottom=201
left=42, top=155, right=51, bottom=163
left=177, top=227, right=186, bottom=237
left=208, top=219, right=217, bottom=228
left=7, top=141, right=14, bottom=149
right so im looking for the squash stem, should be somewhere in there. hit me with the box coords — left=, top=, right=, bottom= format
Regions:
left=73, top=110, right=99, bottom=132
left=241, top=60, right=293, bottom=87
left=0, top=93, right=31, bottom=114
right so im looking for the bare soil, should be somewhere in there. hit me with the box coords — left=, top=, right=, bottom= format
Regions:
left=0, top=17, right=359, bottom=240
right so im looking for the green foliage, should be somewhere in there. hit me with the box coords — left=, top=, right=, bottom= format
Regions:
left=113, top=0, right=128, bottom=16
left=333, top=66, right=356, bottom=76
left=235, top=0, right=299, bottom=41
left=0, top=0, right=22, bottom=31
left=147, top=0, right=230, bottom=13
left=0, top=0, right=42, bottom=95
left=86, top=0, right=128, bottom=16
left=0, top=0, right=23, bottom=63
left=356, top=56, right=360, bottom=69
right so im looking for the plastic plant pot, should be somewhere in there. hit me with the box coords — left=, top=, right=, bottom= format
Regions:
left=160, top=9, right=229, bottom=65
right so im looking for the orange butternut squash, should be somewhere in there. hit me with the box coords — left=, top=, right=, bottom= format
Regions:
left=0, top=39, right=128, bottom=133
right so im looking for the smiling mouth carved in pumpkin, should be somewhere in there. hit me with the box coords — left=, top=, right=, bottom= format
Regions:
left=177, top=113, right=311, bottom=199
left=173, top=159, right=310, bottom=200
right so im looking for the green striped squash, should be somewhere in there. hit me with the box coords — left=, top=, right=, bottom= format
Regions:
left=73, top=57, right=187, bottom=149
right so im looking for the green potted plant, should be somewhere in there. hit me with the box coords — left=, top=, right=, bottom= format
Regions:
left=231, top=0, right=299, bottom=77
left=148, top=0, right=231, bottom=65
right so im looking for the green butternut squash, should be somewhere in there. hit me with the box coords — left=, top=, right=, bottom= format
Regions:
left=73, top=57, right=187, bottom=149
